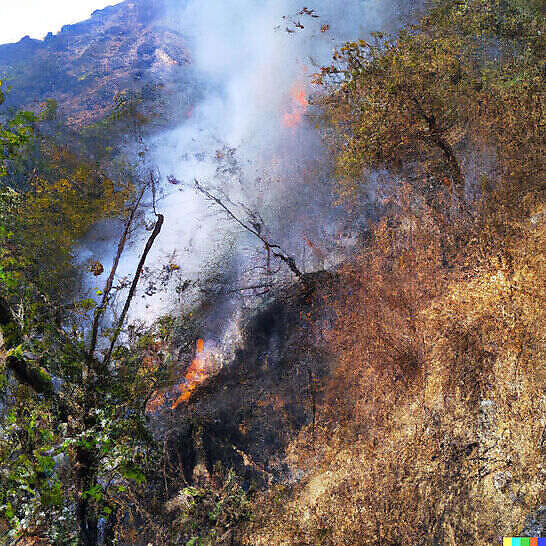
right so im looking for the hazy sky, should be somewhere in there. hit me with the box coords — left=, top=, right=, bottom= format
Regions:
left=0, top=1, right=124, bottom=45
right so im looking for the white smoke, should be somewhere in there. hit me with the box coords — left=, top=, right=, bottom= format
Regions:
left=77, top=0, right=419, bottom=341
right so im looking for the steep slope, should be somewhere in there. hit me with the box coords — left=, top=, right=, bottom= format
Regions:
left=0, top=0, right=190, bottom=125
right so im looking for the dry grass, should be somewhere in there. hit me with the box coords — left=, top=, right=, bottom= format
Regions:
left=240, top=193, right=545, bottom=545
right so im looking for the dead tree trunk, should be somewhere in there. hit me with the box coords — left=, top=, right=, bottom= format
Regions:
left=88, top=186, right=146, bottom=360
left=103, top=213, right=164, bottom=368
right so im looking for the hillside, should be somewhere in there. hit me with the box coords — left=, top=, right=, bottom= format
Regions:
left=0, top=0, right=190, bottom=125
left=0, top=0, right=544, bottom=544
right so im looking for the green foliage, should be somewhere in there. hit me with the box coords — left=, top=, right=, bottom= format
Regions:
left=0, top=78, right=164, bottom=543
left=0, top=148, right=132, bottom=327
left=170, top=468, right=252, bottom=545
left=320, top=0, right=544, bottom=204
left=0, top=81, right=37, bottom=178
left=0, top=403, right=68, bottom=542
left=0, top=82, right=136, bottom=319
left=40, top=99, right=58, bottom=122
left=0, top=347, right=166, bottom=541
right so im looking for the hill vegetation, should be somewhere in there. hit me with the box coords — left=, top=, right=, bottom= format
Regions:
left=0, top=0, right=192, bottom=126
left=242, top=0, right=545, bottom=543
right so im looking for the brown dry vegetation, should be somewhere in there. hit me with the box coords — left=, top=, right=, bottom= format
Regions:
left=240, top=1, right=545, bottom=541
left=1, top=1, right=544, bottom=544
left=242, top=190, right=545, bottom=545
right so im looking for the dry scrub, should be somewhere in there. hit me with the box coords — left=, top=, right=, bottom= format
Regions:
left=241, top=192, right=545, bottom=545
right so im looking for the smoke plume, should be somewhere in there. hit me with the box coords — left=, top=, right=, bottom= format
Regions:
left=78, top=0, right=420, bottom=343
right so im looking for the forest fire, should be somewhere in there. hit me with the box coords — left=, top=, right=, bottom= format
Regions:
left=304, top=235, right=326, bottom=267
left=171, top=338, right=214, bottom=409
left=283, top=83, right=309, bottom=128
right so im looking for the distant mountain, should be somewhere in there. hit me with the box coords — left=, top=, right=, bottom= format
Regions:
left=0, top=0, right=192, bottom=125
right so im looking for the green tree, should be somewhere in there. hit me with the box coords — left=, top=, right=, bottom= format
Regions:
left=0, top=186, right=166, bottom=545
left=0, top=81, right=170, bottom=545
left=320, top=0, right=544, bottom=209
left=0, top=81, right=37, bottom=179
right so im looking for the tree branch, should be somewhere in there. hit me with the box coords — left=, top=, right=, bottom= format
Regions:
left=0, top=297, right=79, bottom=416
left=193, top=179, right=304, bottom=280
left=6, top=353, right=54, bottom=395
left=88, top=186, right=146, bottom=360
left=102, top=213, right=164, bottom=368
left=406, top=91, right=465, bottom=197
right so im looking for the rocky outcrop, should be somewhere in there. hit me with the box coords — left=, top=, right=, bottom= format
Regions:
left=0, top=0, right=192, bottom=125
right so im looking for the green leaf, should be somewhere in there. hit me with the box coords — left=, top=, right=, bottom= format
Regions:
left=4, top=502, right=14, bottom=520
left=83, top=484, right=103, bottom=502
left=122, top=467, right=146, bottom=485
left=40, top=481, right=62, bottom=507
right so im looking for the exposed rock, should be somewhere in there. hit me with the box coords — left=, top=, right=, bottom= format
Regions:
left=0, top=0, right=193, bottom=126
left=521, top=506, right=546, bottom=537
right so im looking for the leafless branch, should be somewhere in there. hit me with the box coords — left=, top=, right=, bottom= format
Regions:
left=103, top=212, right=164, bottom=369
left=193, top=178, right=304, bottom=280
left=88, top=185, right=146, bottom=360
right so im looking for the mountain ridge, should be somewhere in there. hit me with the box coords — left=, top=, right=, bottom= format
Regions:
left=0, top=0, right=190, bottom=125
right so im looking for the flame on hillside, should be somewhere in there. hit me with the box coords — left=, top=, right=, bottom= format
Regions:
left=145, top=319, right=241, bottom=415
left=283, top=83, right=309, bottom=129
left=304, top=235, right=326, bottom=263
left=171, top=338, right=215, bottom=409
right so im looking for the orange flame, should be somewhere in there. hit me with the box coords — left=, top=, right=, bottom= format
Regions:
left=304, top=236, right=325, bottom=261
left=283, top=84, right=309, bottom=129
left=171, top=339, right=211, bottom=409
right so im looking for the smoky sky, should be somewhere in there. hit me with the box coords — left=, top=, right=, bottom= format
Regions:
left=77, top=0, right=421, bottom=339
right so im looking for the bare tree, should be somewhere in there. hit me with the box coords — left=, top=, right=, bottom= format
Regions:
left=193, top=178, right=304, bottom=282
